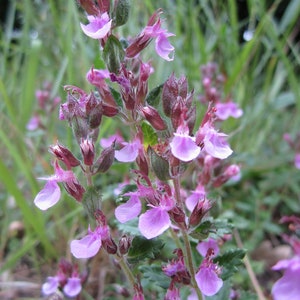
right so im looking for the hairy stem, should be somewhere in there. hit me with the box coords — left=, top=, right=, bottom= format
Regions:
left=173, top=177, right=203, bottom=300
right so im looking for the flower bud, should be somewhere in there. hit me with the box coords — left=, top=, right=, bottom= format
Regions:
left=102, top=236, right=118, bottom=254
left=80, top=139, right=95, bottom=166
left=169, top=205, right=187, bottom=229
left=77, top=0, right=99, bottom=15
left=64, top=179, right=86, bottom=202
left=49, top=142, right=80, bottom=168
left=148, top=146, right=170, bottom=181
left=102, top=103, right=119, bottom=117
left=93, top=143, right=115, bottom=173
left=118, top=235, right=132, bottom=255
left=162, top=73, right=178, bottom=117
left=114, top=0, right=130, bottom=27
left=189, top=198, right=212, bottom=227
left=72, top=117, right=89, bottom=144
left=141, top=106, right=166, bottom=131
left=86, top=94, right=103, bottom=129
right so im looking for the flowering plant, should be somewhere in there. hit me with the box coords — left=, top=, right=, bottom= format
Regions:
left=34, top=1, right=245, bottom=298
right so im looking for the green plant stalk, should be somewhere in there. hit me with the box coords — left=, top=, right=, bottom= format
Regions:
left=173, top=177, right=203, bottom=300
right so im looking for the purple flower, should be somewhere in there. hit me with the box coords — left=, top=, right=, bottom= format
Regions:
left=70, top=226, right=104, bottom=259
left=272, top=256, right=300, bottom=300
left=115, top=139, right=142, bottom=162
left=170, top=125, right=201, bottom=162
left=196, top=238, right=219, bottom=257
left=115, top=192, right=142, bottom=223
left=34, top=161, right=77, bottom=210
left=138, top=195, right=174, bottom=239
left=215, top=101, right=243, bottom=120
left=42, top=276, right=59, bottom=295
left=198, top=123, right=233, bottom=159
left=294, top=153, right=300, bottom=169
left=26, top=115, right=39, bottom=131
left=80, top=13, right=112, bottom=39
left=63, top=276, right=82, bottom=298
left=186, top=185, right=206, bottom=211
left=195, top=265, right=223, bottom=296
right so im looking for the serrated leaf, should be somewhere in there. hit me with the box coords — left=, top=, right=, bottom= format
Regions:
left=117, top=218, right=141, bottom=236
left=141, top=122, right=158, bottom=146
left=190, top=220, right=212, bottom=239
left=127, top=236, right=164, bottom=264
left=145, top=84, right=164, bottom=107
left=214, top=249, right=246, bottom=280
left=139, top=264, right=170, bottom=289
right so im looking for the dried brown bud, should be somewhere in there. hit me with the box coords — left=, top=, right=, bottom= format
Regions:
left=118, top=235, right=132, bottom=255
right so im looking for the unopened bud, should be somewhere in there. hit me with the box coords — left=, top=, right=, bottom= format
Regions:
left=148, top=146, right=170, bottom=181
left=162, top=73, right=178, bottom=117
left=102, top=103, right=119, bottom=117
left=102, top=236, right=118, bottom=254
left=86, top=94, right=103, bottom=129
left=49, top=142, right=80, bottom=168
left=118, top=235, right=132, bottom=255
left=80, top=139, right=95, bottom=166
left=189, top=198, right=212, bottom=227
left=94, top=143, right=115, bottom=173
left=114, top=0, right=130, bottom=27
left=141, top=106, right=166, bottom=131
left=77, top=0, right=99, bottom=15
left=213, top=164, right=240, bottom=187
left=72, top=117, right=89, bottom=144
left=64, top=179, right=86, bottom=202
left=169, top=205, right=186, bottom=229
left=136, top=148, right=149, bottom=176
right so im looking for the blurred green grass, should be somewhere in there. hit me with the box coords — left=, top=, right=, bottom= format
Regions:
left=0, top=0, right=300, bottom=294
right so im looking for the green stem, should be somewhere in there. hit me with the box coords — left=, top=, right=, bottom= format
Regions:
left=115, top=254, right=138, bottom=294
left=173, top=177, right=203, bottom=300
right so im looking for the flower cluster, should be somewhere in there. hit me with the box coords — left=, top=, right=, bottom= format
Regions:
left=34, top=1, right=244, bottom=298
left=42, top=259, right=85, bottom=298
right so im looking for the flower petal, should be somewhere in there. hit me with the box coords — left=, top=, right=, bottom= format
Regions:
left=195, top=267, right=223, bottom=296
left=70, top=233, right=102, bottom=259
left=63, top=277, right=82, bottom=298
left=155, top=33, right=175, bottom=61
left=204, top=131, right=233, bottom=159
left=138, top=208, right=171, bottom=239
left=115, top=141, right=141, bottom=162
left=34, top=181, right=61, bottom=210
left=115, top=194, right=142, bottom=223
left=170, top=134, right=201, bottom=162
left=42, top=276, right=59, bottom=296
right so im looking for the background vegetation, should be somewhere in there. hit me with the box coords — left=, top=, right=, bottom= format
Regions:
left=1, top=0, right=300, bottom=298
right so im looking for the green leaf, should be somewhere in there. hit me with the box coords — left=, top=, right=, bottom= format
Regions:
left=103, top=35, right=125, bottom=73
left=145, top=84, right=164, bottom=107
left=114, top=0, right=130, bottom=27
left=214, top=249, right=246, bottom=280
left=139, top=264, right=170, bottom=290
left=190, top=220, right=212, bottom=240
left=109, top=86, right=123, bottom=108
left=141, top=122, right=158, bottom=146
left=127, top=236, right=164, bottom=264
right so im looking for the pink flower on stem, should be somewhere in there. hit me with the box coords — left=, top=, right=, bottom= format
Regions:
left=126, top=10, right=175, bottom=61
left=197, top=123, right=233, bottom=159
left=70, top=225, right=107, bottom=259
left=195, top=246, right=223, bottom=296
left=80, top=13, right=112, bottom=39
left=186, top=185, right=206, bottom=212
left=138, top=194, right=174, bottom=239
left=196, top=238, right=219, bottom=258
left=215, top=101, right=243, bottom=120
left=170, top=125, right=201, bottom=162
left=34, top=161, right=78, bottom=210
left=115, top=191, right=142, bottom=223
left=115, top=138, right=142, bottom=162
left=42, top=276, right=60, bottom=295
left=272, top=256, right=300, bottom=300
left=63, top=276, right=82, bottom=298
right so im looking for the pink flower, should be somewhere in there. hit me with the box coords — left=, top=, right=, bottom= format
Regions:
left=186, top=185, right=206, bottom=211
left=138, top=195, right=174, bottom=239
left=272, top=256, right=300, bottom=300
left=115, top=139, right=142, bottom=162
left=63, top=276, right=82, bottom=298
left=42, top=276, right=59, bottom=295
left=80, top=13, right=112, bottom=39
left=34, top=161, right=77, bottom=210
left=196, top=238, right=219, bottom=257
left=198, top=123, right=233, bottom=159
left=126, top=10, right=175, bottom=61
left=70, top=226, right=105, bottom=259
left=195, top=265, right=223, bottom=296
left=170, top=125, right=201, bottom=162
left=294, top=153, right=300, bottom=169
left=26, top=115, right=39, bottom=131
left=215, top=101, right=243, bottom=120
left=115, top=192, right=142, bottom=223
